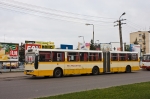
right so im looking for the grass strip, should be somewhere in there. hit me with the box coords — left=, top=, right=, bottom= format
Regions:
left=37, top=81, right=150, bottom=99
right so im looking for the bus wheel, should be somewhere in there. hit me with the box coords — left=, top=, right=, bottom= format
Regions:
left=53, top=68, right=62, bottom=78
left=146, top=68, right=150, bottom=71
left=92, top=66, right=99, bottom=75
left=126, top=65, right=131, bottom=73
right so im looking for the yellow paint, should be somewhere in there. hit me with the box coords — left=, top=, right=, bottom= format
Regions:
left=24, top=70, right=38, bottom=76
left=38, top=70, right=53, bottom=76
left=131, top=66, right=140, bottom=71
left=110, top=67, right=125, bottom=72
left=24, top=59, right=140, bottom=77
left=24, top=66, right=140, bottom=77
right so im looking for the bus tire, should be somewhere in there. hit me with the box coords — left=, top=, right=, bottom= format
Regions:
left=53, top=68, right=63, bottom=78
left=92, top=66, right=99, bottom=75
left=126, top=65, right=131, bottom=73
left=146, top=68, right=150, bottom=71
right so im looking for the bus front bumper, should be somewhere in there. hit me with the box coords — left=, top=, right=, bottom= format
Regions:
left=24, top=70, right=38, bottom=76
left=141, top=66, right=150, bottom=69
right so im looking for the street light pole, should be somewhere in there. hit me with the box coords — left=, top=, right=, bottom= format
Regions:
left=85, top=23, right=94, bottom=43
left=78, top=36, right=85, bottom=43
left=114, top=12, right=126, bottom=51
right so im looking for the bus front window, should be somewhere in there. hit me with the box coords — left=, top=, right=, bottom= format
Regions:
left=142, top=55, right=148, bottom=61
left=25, top=54, right=35, bottom=63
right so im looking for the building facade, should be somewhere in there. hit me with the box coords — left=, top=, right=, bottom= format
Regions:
left=130, top=31, right=150, bottom=54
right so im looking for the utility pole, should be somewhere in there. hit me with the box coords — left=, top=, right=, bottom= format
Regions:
left=114, top=12, right=126, bottom=51
left=85, top=23, right=94, bottom=43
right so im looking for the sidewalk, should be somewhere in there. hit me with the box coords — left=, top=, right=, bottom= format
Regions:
left=0, top=71, right=28, bottom=79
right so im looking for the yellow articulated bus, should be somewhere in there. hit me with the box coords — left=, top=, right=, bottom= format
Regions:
left=24, top=49, right=140, bottom=77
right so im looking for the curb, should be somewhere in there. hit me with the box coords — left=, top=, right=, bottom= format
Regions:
left=0, top=75, right=28, bottom=79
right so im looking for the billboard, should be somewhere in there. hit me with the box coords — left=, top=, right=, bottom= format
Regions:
left=0, top=42, right=19, bottom=61
left=60, top=44, right=73, bottom=49
left=25, top=40, right=55, bottom=49
left=130, top=44, right=141, bottom=56
left=25, top=44, right=41, bottom=51
left=100, top=43, right=112, bottom=51
left=78, top=42, right=90, bottom=50
left=110, top=42, right=124, bottom=51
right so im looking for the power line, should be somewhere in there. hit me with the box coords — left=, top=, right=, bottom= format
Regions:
left=0, top=6, right=85, bottom=24
left=127, top=20, right=145, bottom=30
left=4, top=0, right=117, bottom=20
left=125, top=24, right=140, bottom=31
left=0, top=1, right=114, bottom=23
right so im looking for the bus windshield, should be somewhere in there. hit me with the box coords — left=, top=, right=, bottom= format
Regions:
left=25, top=53, right=35, bottom=63
left=142, top=55, right=150, bottom=61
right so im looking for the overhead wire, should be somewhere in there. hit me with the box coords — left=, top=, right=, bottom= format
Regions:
left=0, top=0, right=114, bottom=24
left=4, top=0, right=117, bottom=20
left=126, top=20, right=145, bottom=30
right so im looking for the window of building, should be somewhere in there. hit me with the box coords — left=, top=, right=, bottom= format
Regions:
left=140, top=44, right=142, bottom=48
left=139, top=34, right=142, bottom=37
left=111, top=53, right=118, bottom=61
left=139, top=39, right=142, bottom=42
left=67, top=52, right=79, bottom=62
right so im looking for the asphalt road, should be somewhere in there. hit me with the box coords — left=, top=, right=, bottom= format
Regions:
left=0, top=70, right=150, bottom=99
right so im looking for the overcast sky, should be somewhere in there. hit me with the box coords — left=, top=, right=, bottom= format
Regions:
left=0, top=0, right=149, bottom=48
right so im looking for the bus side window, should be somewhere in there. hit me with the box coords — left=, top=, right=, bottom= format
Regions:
left=84, top=53, right=88, bottom=61
left=39, top=55, right=45, bottom=61
left=111, top=53, right=118, bottom=61
left=67, top=52, right=79, bottom=62
left=127, top=54, right=131, bottom=61
left=39, top=51, right=51, bottom=62
left=95, top=53, right=99, bottom=61
left=89, top=53, right=94, bottom=61
left=79, top=53, right=84, bottom=61
left=89, top=53, right=99, bottom=61
left=131, top=54, right=138, bottom=61
left=79, top=52, right=88, bottom=61
left=52, top=52, right=57, bottom=62
left=119, top=53, right=126, bottom=61
left=52, top=52, right=65, bottom=62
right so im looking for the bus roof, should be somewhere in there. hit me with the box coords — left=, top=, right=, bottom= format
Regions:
left=36, top=49, right=102, bottom=52
left=29, top=49, right=138, bottom=54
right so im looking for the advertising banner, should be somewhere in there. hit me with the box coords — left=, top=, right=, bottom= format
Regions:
left=100, top=43, right=112, bottom=51
left=0, top=43, right=19, bottom=61
left=78, top=42, right=90, bottom=50
left=110, top=42, right=124, bottom=51
left=130, top=44, right=141, bottom=56
left=25, top=40, right=55, bottom=49
left=25, top=44, right=41, bottom=51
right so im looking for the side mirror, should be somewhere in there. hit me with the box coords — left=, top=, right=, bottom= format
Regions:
left=34, top=55, right=38, bottom=69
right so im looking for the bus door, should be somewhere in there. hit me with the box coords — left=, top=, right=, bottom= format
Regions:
left=25, top=53, right=37, bottom=71
left=103, top=51, right=110, bottom=73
